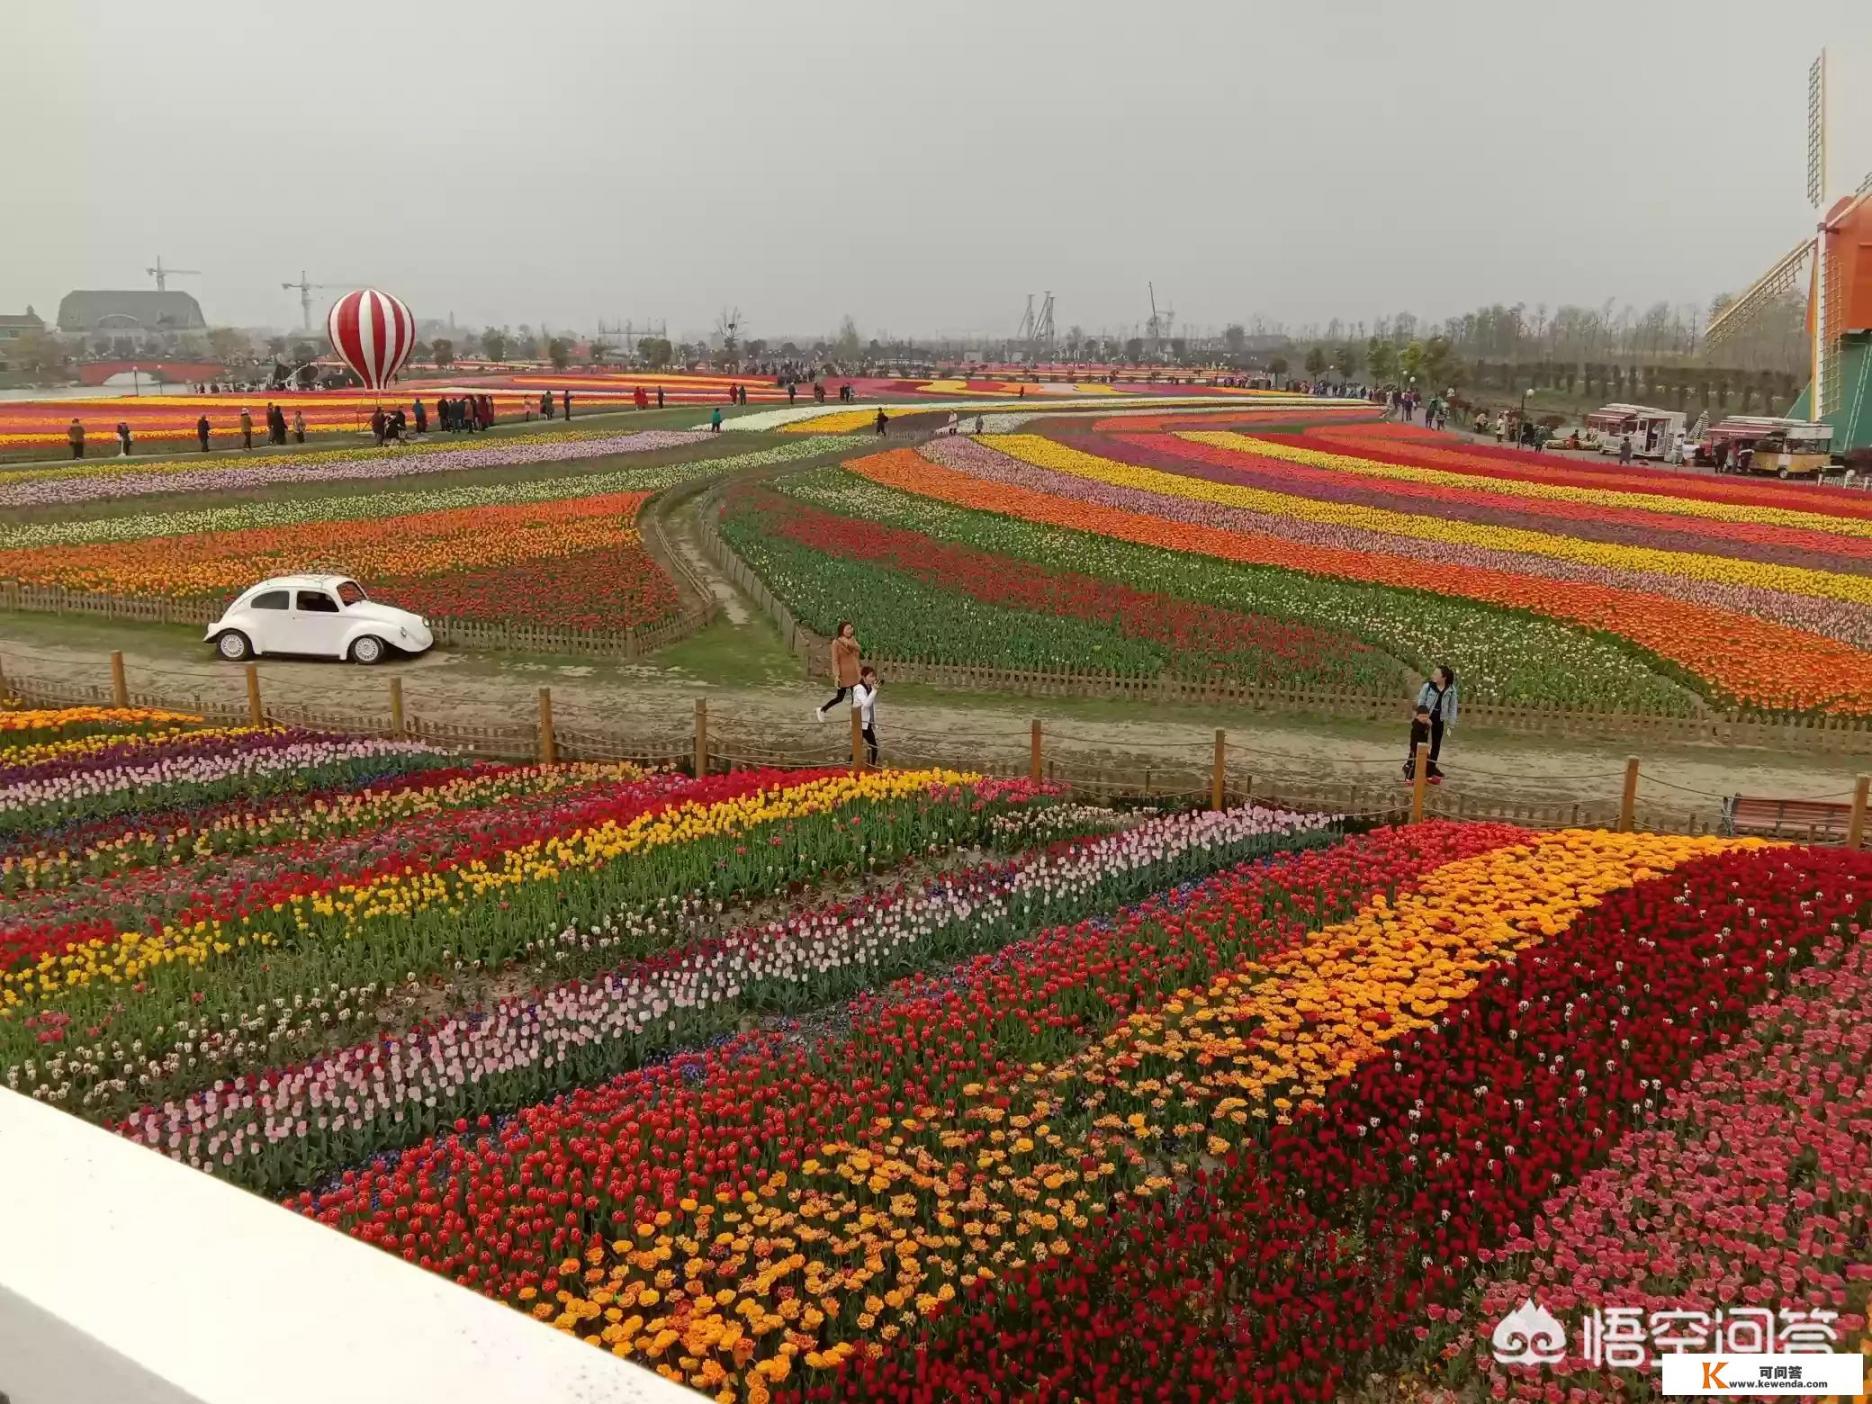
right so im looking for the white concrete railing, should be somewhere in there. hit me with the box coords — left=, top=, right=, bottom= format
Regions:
left=0, top=1089, right=697, bottom=1404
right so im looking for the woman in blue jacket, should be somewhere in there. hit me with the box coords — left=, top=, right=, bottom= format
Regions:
left=1414, top=665, right=1458, bottom=783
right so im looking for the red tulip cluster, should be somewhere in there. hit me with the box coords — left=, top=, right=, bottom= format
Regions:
left=294, top=823, right=1514, bottom=1304
left=832, top=844, right=1872, bottom=1402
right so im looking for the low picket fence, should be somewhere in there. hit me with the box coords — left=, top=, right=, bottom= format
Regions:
left=14, top=644, right=1872, bottom=843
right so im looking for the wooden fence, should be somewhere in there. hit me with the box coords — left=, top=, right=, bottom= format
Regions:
left=692, top=495, right=1872, bottom=757
left=9, top=645, right=1871, bottom=843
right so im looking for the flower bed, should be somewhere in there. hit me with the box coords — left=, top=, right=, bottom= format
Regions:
left=840, top=426, right=1872, bottom=716
left=0, top=437, right=846, bottom=639
left=5, top=704, right=1867, bottom=1403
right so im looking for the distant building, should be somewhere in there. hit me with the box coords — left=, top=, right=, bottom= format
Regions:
left=0, top=306, right=44, bottom=344
left=57, top=290, right=207, bottom=343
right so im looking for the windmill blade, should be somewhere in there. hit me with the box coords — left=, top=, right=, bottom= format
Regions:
left=1808, top=51, right=1827, bottom=208
left=1704, top=239, right=1813, bottom=345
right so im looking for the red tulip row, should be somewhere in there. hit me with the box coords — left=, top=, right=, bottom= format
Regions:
left=296, top=823, right=1518, bottom=1303
left=829, top=844, right=1872, bottom=1402
left=1299, top=424, right=1872, bottom=522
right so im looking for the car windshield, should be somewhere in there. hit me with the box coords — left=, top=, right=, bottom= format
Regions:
left=335, top=581, right=367, bottom=606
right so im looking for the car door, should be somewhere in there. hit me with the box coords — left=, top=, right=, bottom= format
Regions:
left=286, top=588, right=350, bottom=657
left=243, top=588, right=291, bottom=652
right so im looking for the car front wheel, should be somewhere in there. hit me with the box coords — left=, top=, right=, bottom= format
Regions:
left=215, top=630, right=253, bottom=662
left=349, top=635, right=387, bottom=665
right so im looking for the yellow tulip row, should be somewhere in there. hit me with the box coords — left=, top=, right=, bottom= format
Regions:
left=543, top=830, right=1758, bottom=1397
left=1205, top=432, right=1872, bottom=539
left=0, top=761, right=645, bottom=890
left=0, top=768, right=974, bottom=1007
left=986, top=434, right=1872, bottom=607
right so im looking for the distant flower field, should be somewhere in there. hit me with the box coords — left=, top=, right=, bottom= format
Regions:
left=721, top=416, right=1872, bottom=717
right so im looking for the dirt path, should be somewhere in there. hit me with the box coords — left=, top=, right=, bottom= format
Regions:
left=5, top=434, right=1862, bottom=831
left=2, top=608, right=1857, bottom=833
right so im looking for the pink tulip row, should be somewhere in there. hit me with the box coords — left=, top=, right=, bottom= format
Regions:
left=114, top=802, right=1331, bottom=1193
left=1468, top=913, right=1872, bottom=1397
left=0, top=731, right=443, bottom=825
left=0, top=430, right=713, bottom=508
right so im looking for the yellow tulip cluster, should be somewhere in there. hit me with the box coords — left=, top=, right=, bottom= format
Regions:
left=543, top=830, right=1761, bottom=1398
left=0, top=705, right=203, bottom=736
left=1, top=761, right=642, bottom=892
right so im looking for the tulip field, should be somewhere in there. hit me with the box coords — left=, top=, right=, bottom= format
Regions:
left=722, top=415, right=1872, bottom=717
left=4, top=697, right=1870, bottom=1401
left=0, top=435, right=844, bottom=634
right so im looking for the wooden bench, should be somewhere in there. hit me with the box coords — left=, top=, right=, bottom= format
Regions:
left=1723, top=795, right=1854, bottom=840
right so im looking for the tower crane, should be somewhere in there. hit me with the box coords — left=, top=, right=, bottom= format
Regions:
left=147, top=257, right=201, bottom=292
left=281, top=272, right=363, bottom=332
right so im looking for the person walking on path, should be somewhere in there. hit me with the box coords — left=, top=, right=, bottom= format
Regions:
left=656, top=386, right=664, bottom=409
left=815, top=621, right=862, bottom=721
left=562, top=389, right=572, bottom=420
left=370, top=407, right=386, bottom=446
left=946, top=411, right=959, bottom=436
left=196, top=414, right=211, bottom=452
left=1494, top=411, right=1507, bottom=444
left=874, top=407, right=888, bottom=436
left=413, top=399, right=427, bottom=436
left=116, top=421, right=133, bottom=456
left=292, top=409, right=306, bottom=443
left=851, top=666, right=881, bottom=767
left=67, top=419, right=85, bottom=459
left=1618, top=432, right=1634, bottom=466
left=1412, top=665, right=1458, bottom=783
left=788, top=382, right=797, bottom=404
left=541, top=391, right=554, bottom=420
left=709, top=406, right=723, bottom=433
left=239, top=408, right=254, bottom=451
left=974, top=413, right=984, bottom=434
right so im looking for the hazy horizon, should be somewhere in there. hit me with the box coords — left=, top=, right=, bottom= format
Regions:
left=6, top=0, right=1869, bottom=344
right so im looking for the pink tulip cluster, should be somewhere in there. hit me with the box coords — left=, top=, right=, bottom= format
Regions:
left=1469, top=912, right=1872, bottom=1399
left=0, top=730, right=442, bottom=828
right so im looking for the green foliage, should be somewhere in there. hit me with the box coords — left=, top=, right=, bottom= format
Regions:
left=720, top=503, right=1167, bottom=676
left=774, top=470, right=1699, bottom=713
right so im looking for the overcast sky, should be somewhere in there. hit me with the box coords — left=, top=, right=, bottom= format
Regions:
left=5, top=0, right=1869, bottom=343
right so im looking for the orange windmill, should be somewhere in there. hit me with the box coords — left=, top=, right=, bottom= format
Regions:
left=1705, top=49, right=1872, bottom=453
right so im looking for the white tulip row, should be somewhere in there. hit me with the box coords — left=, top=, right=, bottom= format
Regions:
left=116, top=802, right=1334, bottom=1189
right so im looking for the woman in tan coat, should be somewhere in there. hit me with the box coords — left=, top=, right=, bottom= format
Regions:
left=815, top=621, right=862, bottom=721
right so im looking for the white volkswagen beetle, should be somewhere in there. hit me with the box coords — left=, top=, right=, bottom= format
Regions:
left=205, top=575, right=434, bottom=664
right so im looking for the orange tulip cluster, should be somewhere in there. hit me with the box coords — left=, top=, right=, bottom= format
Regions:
left=541, top=830, right=1750, bottom=1397
left=0, top=491, right=655, bottom=598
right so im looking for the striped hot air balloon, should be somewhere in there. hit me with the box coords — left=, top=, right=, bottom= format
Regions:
left=326, top=288, right=416, bottom=390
